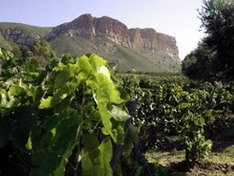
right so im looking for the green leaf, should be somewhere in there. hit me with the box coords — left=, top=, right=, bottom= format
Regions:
left=25, top=58, right=39, bottom=72
left=31, top=110, right=80, bottom=176
left=0, top=89, right=16, bottom=116
left=54, top=64, right=78, bottom=90
left=98, top=103, right=125, bottom=144
left=50, top=80, right=78, bottom=111
left=122, top=123, right=138, bottom=156
left=22, top=72, right=40, bottom=83
left=89, top=53, right=109, bottom=69
left=46, top=59, right=58, bottom=71
left=97, top=65, right=111, bottom=79
left=95, top=73, right=125, bottom=104
left=25, top=131, right=32, bottom=150
left=82, top=134, right=99, bottom=150
left=9, top=85, right=25, bottom=96
left=98, top=103, right=112, bottom=135
left=77, top=55, right=93, bottom=82
left=0, top=52, right=132, bottom=176
left=82, top=137, right=113, bottom=176
left=61, top=53, right=76, bottom=64
left=31, top=149, right=64, bottom=176
left=0, top=48, right=14, bottom=61
left=38, top=96, right=52, bottom=109
left=10, top=106, right=36, bottom=151
left=110, top=119, right=125, bottom=144
left=108, top=104, right=130, bottom=122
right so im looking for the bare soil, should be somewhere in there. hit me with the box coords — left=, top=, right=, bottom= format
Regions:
left=145, top=136, right=234, bottom=176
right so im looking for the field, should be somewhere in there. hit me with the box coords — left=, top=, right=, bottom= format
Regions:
left=117, top=72, right=234, bottom=175
left=0, top=50, right=234, bottom=176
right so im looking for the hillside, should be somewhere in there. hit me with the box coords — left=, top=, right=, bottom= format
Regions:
left=0, top=33, right=12, bottom=50
left=0, top=14, right=181, bottom=72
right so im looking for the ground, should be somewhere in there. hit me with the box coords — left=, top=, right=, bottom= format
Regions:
left=145, top=130, right=234, bottom=176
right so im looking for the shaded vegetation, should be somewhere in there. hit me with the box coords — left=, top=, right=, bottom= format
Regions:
left=182, top=0, right=234, bottom=82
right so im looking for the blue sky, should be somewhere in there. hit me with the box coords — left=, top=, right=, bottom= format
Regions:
left=1, top=0, right=205, bottom=60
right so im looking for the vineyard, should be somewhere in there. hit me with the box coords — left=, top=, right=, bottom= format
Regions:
left=118, top=73, right=234, bottom=175
left=0, top=48, right=234, bottom=175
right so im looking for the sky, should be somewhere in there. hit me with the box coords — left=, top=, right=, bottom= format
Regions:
left=1, top=0, right=205, bottom=60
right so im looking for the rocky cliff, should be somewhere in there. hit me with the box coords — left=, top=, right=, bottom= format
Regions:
left=0, top=14, right=181, bottom=72
left=128, top=28, right=178, bottom=59
left=0, top=23, right=52, bottom=46
left=0, top=27, right=41, bottom=45
left=45, top=14, right=179, bottom=60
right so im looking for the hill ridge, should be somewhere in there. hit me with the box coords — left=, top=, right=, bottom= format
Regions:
left=0, top=14, right=181, bottom=72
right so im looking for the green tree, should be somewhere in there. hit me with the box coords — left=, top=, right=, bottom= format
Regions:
left=9, top=42, right=22, bottom=58
left=182, top=42, right=220, bottom=81
left=31, top=40, right=56, bottom=58
left=31, top=40, right=57, bottom=67
left=199, top=0, right=234, bottom=80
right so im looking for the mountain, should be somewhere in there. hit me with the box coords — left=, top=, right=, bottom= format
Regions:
left=0, top=14, right=181, bottom=72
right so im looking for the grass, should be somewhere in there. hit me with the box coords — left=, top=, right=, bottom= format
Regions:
left=145, top=149, right=185, bottom=166
left=50, top=35, right=181, bottom=72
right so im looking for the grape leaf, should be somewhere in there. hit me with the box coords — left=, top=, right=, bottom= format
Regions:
left=82, top=137, right=113, bottom=176
left=108, top=104, right=130, bottom=122
left=38, top=96, right=52, bottom=109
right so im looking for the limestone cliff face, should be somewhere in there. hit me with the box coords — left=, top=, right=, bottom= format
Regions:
left=0, top=28, right=40, bottom=45
left=45, top=14, right=179, bottom=60
left=95, top=16, right=131, bottom=47
left=46, top=14, right=131, bottom=48
left=0, top=14, right=180, bottom=61
left=47, top=14, right=96, bottom=39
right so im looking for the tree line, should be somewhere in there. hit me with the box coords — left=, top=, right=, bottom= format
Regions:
left=182, top=0, right=234, bottom=82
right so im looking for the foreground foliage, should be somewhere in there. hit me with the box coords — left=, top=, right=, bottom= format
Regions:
left=1, top=47, right=234, bottom=175
left=0, top=48, right=138, bottom=176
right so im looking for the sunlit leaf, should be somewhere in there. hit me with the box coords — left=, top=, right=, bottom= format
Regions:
left=25, top=132, right=32, bottom=150
left=38, top=96, right=52, bottom=109
left=108, top=104, right=130, bottom=121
